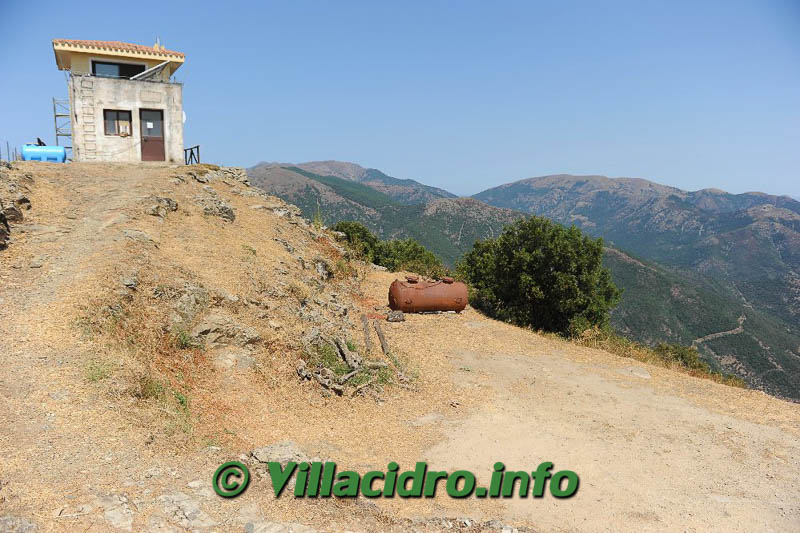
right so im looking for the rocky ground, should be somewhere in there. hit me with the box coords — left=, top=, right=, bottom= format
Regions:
left=0, top=162, right=798, bottom=532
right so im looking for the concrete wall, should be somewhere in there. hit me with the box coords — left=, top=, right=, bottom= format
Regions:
left=69, top=74, right=183, bottom=163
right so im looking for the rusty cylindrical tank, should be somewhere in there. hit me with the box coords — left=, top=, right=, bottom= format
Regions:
left=388, top=276, right=468, bottom=313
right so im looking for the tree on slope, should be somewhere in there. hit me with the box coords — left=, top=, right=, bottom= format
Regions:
left=458, top=216, right=621, bottom=335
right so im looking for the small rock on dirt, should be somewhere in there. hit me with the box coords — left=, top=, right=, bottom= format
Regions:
left=189, top=171, right=208, bottom=183
left=0, top=515, right=38, bottom=532
left=0, top=212, right=9, bottom=250
left=15, top=196, right=31, bottom=210
left=387, top=310, right=405, bottom=322
left=251, top=441, right=313, bottom=465
left=121, top=274, right=138, bottom=289
left=158, top=492, right=217, bottom=530
left=314, top=259, right=332, bottom=280
left=147, top=196, right=178, bottom=218
left=122, top=229, right=156, bottom=244
left=199, top=196, right=235, bottom=222
left=98, top=493, right=134, bottom=531
left=2, top=204, right=23, bottom=223
left=213, top=348, right=256, bottom=370
left=170, top=282, right=209, bottom=324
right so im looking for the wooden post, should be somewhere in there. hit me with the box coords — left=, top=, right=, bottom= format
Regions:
left=361, top=314, right=373, bottom=354
left=373, top=320, right=390, bottom=356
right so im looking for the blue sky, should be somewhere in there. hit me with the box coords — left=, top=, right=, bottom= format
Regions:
left=1, top=1, right=798, bottom=197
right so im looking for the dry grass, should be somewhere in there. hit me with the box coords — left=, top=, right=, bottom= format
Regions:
left=555, top=327, right=747, bottom=387
left=76, top=272, right=207, bottom=440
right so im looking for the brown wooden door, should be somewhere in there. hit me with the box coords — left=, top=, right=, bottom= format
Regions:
left=140, top=109, right=165, bottom=161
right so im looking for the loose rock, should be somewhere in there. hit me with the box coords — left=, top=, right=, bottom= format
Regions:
left=158, top=492, right=217, bottom=530
left=2, top=204, right=23, bottom=223
left=169, top=282, right=209, bottom=324
left=196, top=195, right=235, bottom=222
left=191, top=312, right=260, bottom=348
left=97, top=493, right=134, bottom=532
left=147, top=196, right=178, bottom=218
left=0, top=211, right=9, bottom=250
left=314, top=259, right=332, bottom=280
left=0, top=515, right=38, bottom=533
left=251, top=441, right=312, bottom=465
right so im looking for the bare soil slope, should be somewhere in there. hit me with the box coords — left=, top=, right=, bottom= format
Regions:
left=0, top=163, right=798, bottom=532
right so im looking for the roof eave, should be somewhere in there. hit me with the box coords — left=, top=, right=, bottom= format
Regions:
left=52, top=42, right=185, bottom=63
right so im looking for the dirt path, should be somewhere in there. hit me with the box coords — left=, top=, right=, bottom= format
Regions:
left=1, top=163, right=798, bottom=532
left=361, top=276, right=800, bottom=532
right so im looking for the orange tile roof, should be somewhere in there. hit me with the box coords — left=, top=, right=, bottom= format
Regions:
left=52, top=39, right=184, bottom=58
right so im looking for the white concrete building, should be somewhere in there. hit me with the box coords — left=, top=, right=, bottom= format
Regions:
left=52, top=39, right=186, bottom=163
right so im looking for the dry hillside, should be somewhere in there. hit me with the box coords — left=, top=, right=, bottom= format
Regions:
left=0, top=162, right=798, bottom=532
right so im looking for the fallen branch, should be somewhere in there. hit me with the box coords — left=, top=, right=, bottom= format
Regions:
left=351, top=377, right=377, bottom=397
left=373, top=321, right=390, bottom=355
left=313, top=368, right=344, bottom=395
left=338, top=369, right=359, bottom=384
left=361, top=314, right=373, bottom=354
left=334, top=337, right=362, bottom=369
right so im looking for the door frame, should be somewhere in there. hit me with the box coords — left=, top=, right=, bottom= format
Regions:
left=139, top=108, right=166, bottom=162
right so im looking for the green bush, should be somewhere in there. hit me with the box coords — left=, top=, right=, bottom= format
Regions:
left=332, top=221, right=446, bottom=278
left=332, top=221, right=380, bottom=262
left=457, top=216, right=621, bottom=334
left=374, top=239, right=446, bottom=278
left=653, top=343, right=709, bottom=371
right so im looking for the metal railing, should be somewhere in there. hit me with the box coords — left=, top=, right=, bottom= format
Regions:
left=184, top=145, right=200, bottom=165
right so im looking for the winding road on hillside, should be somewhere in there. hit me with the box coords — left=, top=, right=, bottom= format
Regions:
left=692, top=314, right=747, bottom=347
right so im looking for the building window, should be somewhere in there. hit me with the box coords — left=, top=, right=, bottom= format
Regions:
left=104, top=110, right=132, bottom=136
left=92, top=61, right=146, bottom=79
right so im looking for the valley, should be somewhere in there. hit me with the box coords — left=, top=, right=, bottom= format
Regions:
left=248, top=162, right=800, bottom=401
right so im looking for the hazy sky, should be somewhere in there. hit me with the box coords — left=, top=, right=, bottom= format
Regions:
left=1, top=1, right=798, bottom=197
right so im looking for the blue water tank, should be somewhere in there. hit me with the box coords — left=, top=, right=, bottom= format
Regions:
left=21, top=144, right=66, bottom=163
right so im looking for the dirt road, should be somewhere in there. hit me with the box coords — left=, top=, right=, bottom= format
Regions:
left=1, top=162, right=798, bottom=532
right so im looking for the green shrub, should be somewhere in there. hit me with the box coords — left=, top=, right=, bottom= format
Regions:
left=457, top=216, right=621, bottom=334
left=308, top=342, right=350, bottom=377
left=172, top=326, right=201, bottom=350
left=136, top=375, right=166, bottom=401
left=331, top=221, right=381, bottom=261
left=312, top=204, right=324, bottom=229
left=332, top=221, right=446, bottom=278
left=374, top=238, right=446, bottom=278
left=85, top=360, right=113, bottom=382
left=653, top=343, right=709, bottom=371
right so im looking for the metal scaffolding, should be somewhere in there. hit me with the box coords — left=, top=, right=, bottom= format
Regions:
left=53, top=98, right=72, bottom=160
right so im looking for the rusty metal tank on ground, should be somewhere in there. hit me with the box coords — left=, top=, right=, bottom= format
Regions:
left=388, top=276, right=468, bottom=313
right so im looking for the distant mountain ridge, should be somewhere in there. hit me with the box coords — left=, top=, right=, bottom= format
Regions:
left=247, top=163, right=516, bottom=264
left=474, top=173, right=800, bottom=400
left=256, top=160, right=457, bottom=205
left=247, top=161, right=800, bottom=401
left=473, top=174, right=800, bottom=322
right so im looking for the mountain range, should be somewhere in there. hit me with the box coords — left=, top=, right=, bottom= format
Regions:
left=247, top=161, right=800, bottom=401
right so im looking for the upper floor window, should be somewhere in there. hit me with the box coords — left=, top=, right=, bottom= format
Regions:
left=92, top=61, right=146, bottom=79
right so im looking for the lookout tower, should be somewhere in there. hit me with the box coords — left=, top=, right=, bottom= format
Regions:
left=52, top=39, right=185, bottom=163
